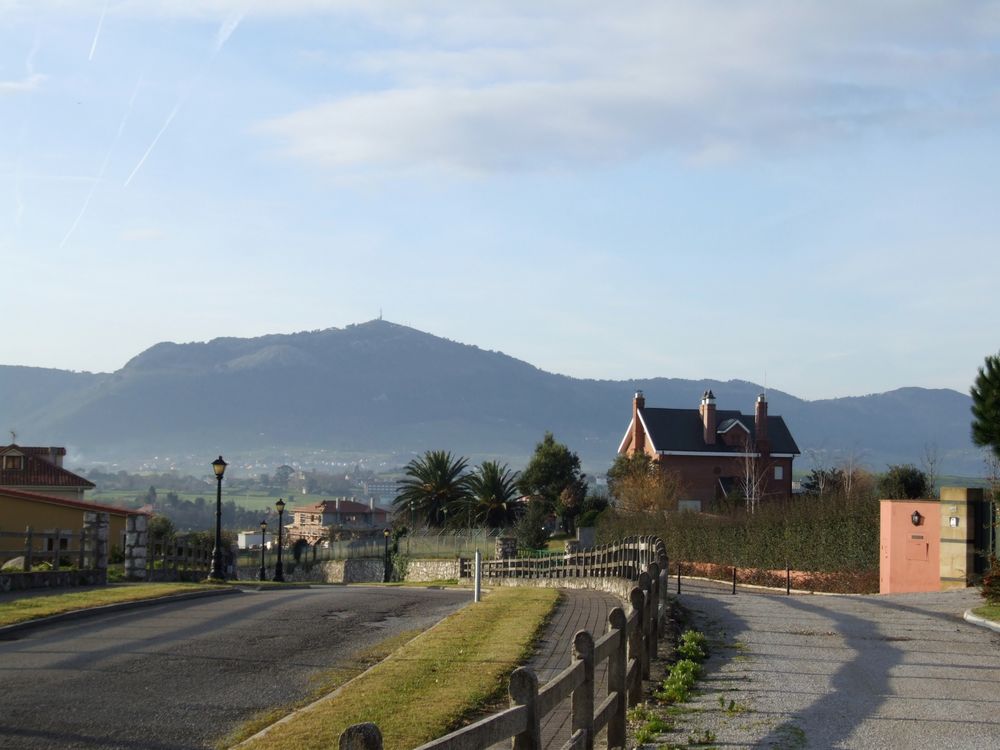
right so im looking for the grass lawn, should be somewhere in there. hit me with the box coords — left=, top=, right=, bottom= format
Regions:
left=972, top=603, right=1000, bottom=623
left=233, top=587, right=560, bottom=750
left=0, top=583, right=227, bottom=627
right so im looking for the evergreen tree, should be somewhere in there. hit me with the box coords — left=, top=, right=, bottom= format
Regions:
left=971, top=352, right=1000, bottom=459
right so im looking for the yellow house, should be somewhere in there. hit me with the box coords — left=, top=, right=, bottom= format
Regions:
left=0, top=487, right=137, bottom=557
left=0, top=444, right=95, bottom=501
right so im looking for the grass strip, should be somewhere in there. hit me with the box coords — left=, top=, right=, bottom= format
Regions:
left=219, top=628, right=425, bottom=748
left=972, top=603, right=1000, bottom=623
left=0, top=583, right=227, bottom=626
left=236, top=587, right=559, bottom=750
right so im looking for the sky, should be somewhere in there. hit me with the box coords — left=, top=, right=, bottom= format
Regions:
left=1, top=1, right=999, bottom=401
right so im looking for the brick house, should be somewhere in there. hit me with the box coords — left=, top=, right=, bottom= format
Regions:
left=0, top=444, right=95, bottom=501
left=284, top=497, right=392, bottom=545
left=617, top=391, right=799, bottom=508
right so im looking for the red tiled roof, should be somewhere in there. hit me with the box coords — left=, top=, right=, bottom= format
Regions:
left=0, top=444, right=95, bottom=489
left=0, top=487, right=144, bottom=516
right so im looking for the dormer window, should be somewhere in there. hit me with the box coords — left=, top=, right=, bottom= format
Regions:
left=2, top=455, right=24, bottom=470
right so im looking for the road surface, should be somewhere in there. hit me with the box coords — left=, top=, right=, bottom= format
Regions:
left=0, top=586, right=469, bottom=749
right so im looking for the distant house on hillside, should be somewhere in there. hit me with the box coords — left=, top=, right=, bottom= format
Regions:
left=618, top=391, right=799, bottom=509
left=0, top=444, right=95, bottom=501
left=284, top=497, right=392, bottom=544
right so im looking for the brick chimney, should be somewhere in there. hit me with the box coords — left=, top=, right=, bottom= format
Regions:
left=700, top=390, right=716, bottom=445
left=755, top=394, right=768, bottom=441
left=631, top=391, right=646, bottom=454
left=755, top=394, right=769, bottom=453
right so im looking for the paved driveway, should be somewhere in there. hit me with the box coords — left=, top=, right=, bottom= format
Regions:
left=0, top=586, right=468, bottom=750
left=673, top=579, right=999, bottom=749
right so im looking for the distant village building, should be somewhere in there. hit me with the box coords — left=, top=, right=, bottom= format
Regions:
left=284, top=497, right=392, bottom=544
left=618, top=391, right=799, bottom=509
left=363, top=480, right=401, bottom=503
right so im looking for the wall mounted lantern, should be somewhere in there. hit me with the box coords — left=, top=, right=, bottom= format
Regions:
left=911, top=510, right=922, bottom=526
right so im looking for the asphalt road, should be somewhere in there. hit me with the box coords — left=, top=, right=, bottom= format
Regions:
left=0, top=586, right=470, bottom=750
left=673, top=579, right=1000, bottom=749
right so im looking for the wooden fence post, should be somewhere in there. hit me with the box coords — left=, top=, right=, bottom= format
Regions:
left=339, top=722, right=383, bottom=750
left=510, top=667, right=541, bottom=750
left=24, top=526, right=33, bottom=572
left=572, top=630, right=595, bottom=750
left=627, top=586, right=644, bottom=707
left=607, top=607, right=627, bottom=749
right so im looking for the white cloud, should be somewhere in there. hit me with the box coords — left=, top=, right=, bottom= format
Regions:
left=0, top=72, right=44, bottom=93
left=253, top=2, right=1000, bottom=173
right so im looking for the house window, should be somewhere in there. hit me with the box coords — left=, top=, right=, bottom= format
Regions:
left=774, top=466, right=784, bottom=480
left=2, top=455, right=24, bottom=470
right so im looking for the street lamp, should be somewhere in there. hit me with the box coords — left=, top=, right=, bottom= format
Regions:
left=274, top=498, right=286, bottom=582
left=208, top=456, right=228, bottom=581
left=258, top=520, right=268, bottom=581
left=383, top=528, right=391, bottom=583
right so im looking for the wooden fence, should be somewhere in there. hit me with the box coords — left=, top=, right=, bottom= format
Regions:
left=0, top=527, right=92, bottom=571
left=339, top=536, right=669, bottom=750
left=147, top=534, right=213, bottom=581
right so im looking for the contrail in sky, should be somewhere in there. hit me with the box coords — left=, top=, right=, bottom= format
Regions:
left=215, top=11, right=244, bottom=53
left=123, top=12, right=244, bottom=188
left=89, top=1, right=109, bottom=61
left=61, top=75, right=143, bottom=248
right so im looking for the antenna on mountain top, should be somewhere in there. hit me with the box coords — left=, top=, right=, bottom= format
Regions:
left=378, top=308, right=383, bottom=321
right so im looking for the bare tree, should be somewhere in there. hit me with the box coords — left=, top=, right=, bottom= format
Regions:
left=921, top=442, right=941, bottom=498
left=738, top=439, right=770, bottom=514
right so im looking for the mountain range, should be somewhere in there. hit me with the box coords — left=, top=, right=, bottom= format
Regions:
left=0, top=320, right=984, bottom=476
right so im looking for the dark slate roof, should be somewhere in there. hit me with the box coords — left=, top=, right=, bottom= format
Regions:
left=639, top=408, right=800, bottom=455
left=0, top=445, right=96, bottom=489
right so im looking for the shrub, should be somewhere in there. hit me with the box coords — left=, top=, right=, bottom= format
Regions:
left=655, top=658, right=701, bottom=704
left=982, top=556, right=1000, bottom=605
left=596, top=490, right=879, bottom=575
left=677, top=629, right=708, bottom=663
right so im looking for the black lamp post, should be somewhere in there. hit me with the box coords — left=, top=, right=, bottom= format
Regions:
left=258, top=520, right=268, bottom=581
left=274, top=498, right=286, bottom=582
left=383, top=528, right=391, bottom=583
left=208, top=456, right=228, bottom=581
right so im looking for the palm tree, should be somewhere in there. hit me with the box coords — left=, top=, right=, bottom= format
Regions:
left=466, top=460, right=521, bottom=529
left=394, top=450, right=470, bottom=528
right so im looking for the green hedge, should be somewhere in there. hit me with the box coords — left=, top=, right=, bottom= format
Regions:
left=597, top=495, right=879, bottom=573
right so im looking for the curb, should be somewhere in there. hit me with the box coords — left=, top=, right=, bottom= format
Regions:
left=963, top=608, right=1000, bottom=633
left=0, top=587, right=242, bottom=638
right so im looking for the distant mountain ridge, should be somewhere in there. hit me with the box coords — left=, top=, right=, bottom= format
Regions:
left=0, top=320, right=983, bottom=475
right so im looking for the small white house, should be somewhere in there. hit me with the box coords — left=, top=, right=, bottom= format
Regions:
left=237, top=530, right=269, bottom=549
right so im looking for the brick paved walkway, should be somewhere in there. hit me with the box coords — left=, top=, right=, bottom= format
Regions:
left=488, top=588, right=623, bottom=749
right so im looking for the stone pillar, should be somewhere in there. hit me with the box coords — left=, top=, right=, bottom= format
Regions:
left=939, top=487, right=981, bottom=590
left=495, top=536, right=517, bottom=560
left=82, top=511, right=110, bottom=584
left=124, top=514, right=149, bottom=581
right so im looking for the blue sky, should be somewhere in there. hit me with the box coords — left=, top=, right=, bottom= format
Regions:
left=1, top=1, right=998, bottom=400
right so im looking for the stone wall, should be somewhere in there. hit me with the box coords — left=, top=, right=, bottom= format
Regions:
left=405, top=559, right=463, bottom=582
left=0, top=569, right=106, bottom=593
left=237, top=557, right=386, bottom=583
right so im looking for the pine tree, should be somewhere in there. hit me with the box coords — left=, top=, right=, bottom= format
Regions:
left=971, top=353, right=1000, bottom=460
